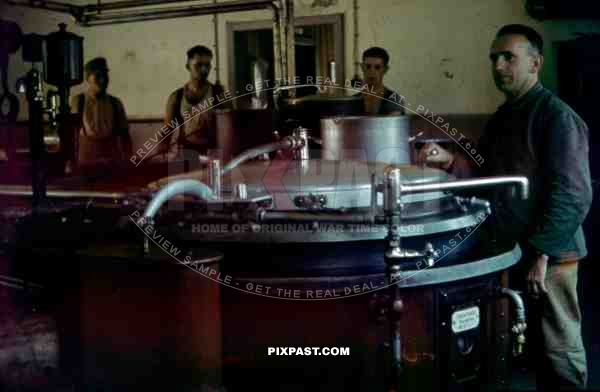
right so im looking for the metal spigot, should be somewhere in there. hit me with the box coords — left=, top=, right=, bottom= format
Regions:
left=512, top=322, right=527, bottom=356
left=385, top=241, right=439, bottom=267
left=291, top=127, right=309, bottom=168
left=46, top=90, right=60, bottom=128
left=234, top=183, right=248, bottom=200
left=143, top=217, right=153, bottom=255
left=423, top=242, right=440, bottom=267
left=455, top=195, right=492, bottom=215
left=209, top=159, right=222, bottom=199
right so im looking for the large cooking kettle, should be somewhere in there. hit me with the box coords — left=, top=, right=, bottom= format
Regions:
left=320, top=115, right=414, bottom=166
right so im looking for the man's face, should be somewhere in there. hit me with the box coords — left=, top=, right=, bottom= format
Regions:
left=489, top=34, right=542, bottom=98
left=187, top=54, right=212, bottom=81
left=87, top=70, right=109, bottom=94
left=361, top=57, right=387, bottom=87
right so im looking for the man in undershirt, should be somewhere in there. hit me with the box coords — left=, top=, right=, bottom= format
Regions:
left=67, top=57, right=132, bottom=174
left=161, top=45, right=230, bottom=161
left=354, top=47, right=405, bottom=116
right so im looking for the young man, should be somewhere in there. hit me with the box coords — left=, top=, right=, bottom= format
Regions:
left=418, top=25, right=592, bottom=390
left=161, top=45, right=230, bottom=161
left=355, top=47, right=405, bottom=116
left=67, top=57, right=132, bottom=173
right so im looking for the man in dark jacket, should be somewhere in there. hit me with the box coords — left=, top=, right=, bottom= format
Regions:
left=418, top=24, right=592, bottom=390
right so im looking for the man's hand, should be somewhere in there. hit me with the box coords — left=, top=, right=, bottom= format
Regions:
left=527, top=253, right=549, bottom=298
left=417, top=142, right=454, bottom=168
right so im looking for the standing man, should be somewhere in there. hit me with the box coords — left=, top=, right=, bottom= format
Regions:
left=67, top=57, right=132, bottom=173
left=355, top=47, right=405, bottom=116
left=419, top=24, right=592, bottom=390
left=161, top=45, right=230, bottom=161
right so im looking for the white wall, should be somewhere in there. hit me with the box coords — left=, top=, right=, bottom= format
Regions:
left=2, top=0, right=599, bottom=121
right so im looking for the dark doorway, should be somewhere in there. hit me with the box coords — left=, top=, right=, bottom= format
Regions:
left=229, top=15, right=344, bottom=109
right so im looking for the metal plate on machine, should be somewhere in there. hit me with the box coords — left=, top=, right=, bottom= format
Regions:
left=451, top=306, right=480, bottom=333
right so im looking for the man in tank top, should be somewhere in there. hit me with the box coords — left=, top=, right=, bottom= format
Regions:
left=67, top=57, right=132, bottom=174
left=161, top=45, right=230, bottom=161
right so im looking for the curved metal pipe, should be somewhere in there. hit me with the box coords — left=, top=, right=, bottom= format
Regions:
left=498, top=287, right=526, bottom=324
left=497, top=286, right=527, bottom=356
left=142, top=179, right=217, bottom=219
left=222, top=137, right=299, bottom=174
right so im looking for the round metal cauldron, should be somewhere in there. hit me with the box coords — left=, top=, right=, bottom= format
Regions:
left=277, top=95, right=364, bottom=138
left=7, top=155, right=527, bottom=390
left=142, top=158, right=523, bottom=391
left=320, top=116, right=413, bottom=166
left=20, top=240, right=225, bottom=391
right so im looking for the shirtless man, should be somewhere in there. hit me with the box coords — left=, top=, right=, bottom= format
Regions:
left=161, top=45, right=229, bottom=160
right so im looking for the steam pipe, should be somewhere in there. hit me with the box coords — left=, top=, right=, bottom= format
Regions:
left=284, top=0, right=295, bottom=87
left=137, top=178, right=216, bottom=254
left=0, top=186, right=128, bottom=200
left=212, top=0, right=220, bottom=83
left=398, top=176, right=530, bottom=200
left=142, top=179, right=217, bottom=220
left=222, top=136, right=301, bottom=174
left=6, top=0, right=282, bottom=29
left=5, top=0, right=84, bottom=16
left=81, top=0, right=203, bottom=13
left=498, top=287, right=526, bottom=323
left=497, top=287, right=527, bottom=356
left=80, top=0, right=275, bottom=15
left=353, top=0, right=360, bottom=78
left=272, top=1, right=283, bottom=84
left=78, top=0, right=276, bottom=24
